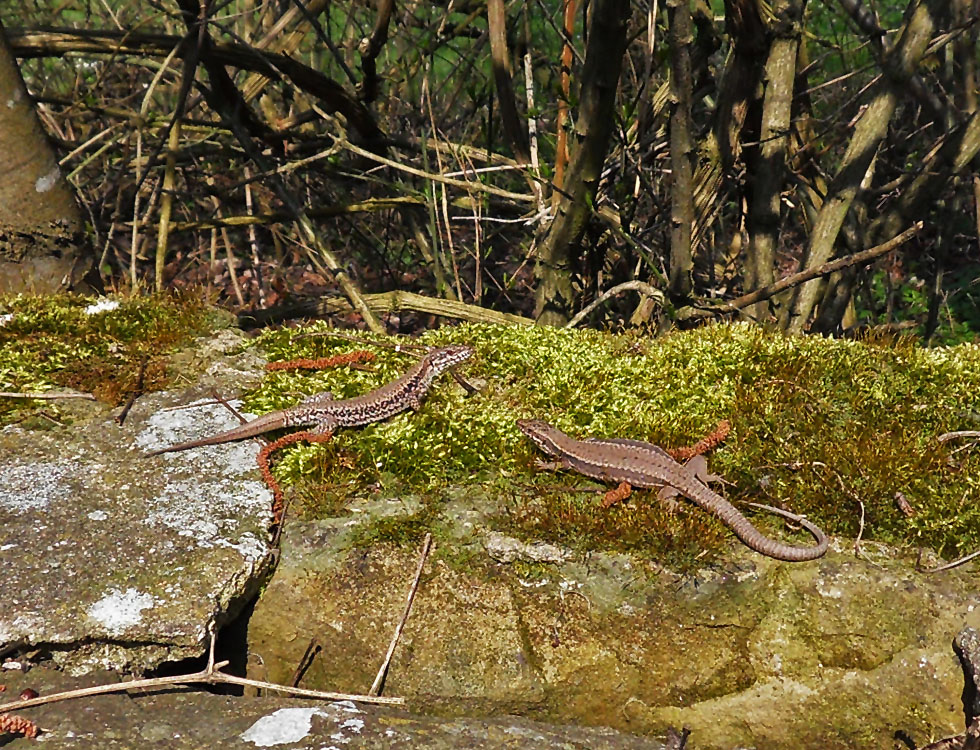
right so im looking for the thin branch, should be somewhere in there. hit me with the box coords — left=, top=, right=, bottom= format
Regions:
left=8, top=29, right=384, bottom=145
left=918, top=547, right=980, bottom=574
left=854, top=498, right=866, bottom=557
left=565, top=280, right=666, bottom=328
left=289, top=638, right=321, bottom=688
left=167, top=197, right=424, bottom=233
left=0, top=391, right=96, bottom=400
left=678, top=222, right=924, bottom=322
left=323, top=124, right=536, bottom=205
left=238, top=290, right=535, bottom=328
left=938, top=431, right=980, bottom=443
left=370, top=532, right=433, bottom=696
left=0, top=651, right=403, bottom=714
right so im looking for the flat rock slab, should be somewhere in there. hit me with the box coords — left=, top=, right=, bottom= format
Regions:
left=247, top=497, right=980, bottom=750
left=0, top=337, right=275, bottom=674
left=0, top=666, right=666, bottom=750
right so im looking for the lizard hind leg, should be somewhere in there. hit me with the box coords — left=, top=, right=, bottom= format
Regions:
left=299, top=392, right=334, bottom=407
left=684, top=455, right=722, bottom=485
left=656, top=485, right=681, bottom=514
left=659, top=455, right=722, bottom=514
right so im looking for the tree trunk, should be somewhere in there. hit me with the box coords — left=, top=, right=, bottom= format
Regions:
left=783, top=0, right=936, bottom=332
left=667, top=0, right=695, bottom=301
left=487, top=0, right=531, bottom=164
left=533, top=0, right=630, bottom=325
left=745, top=0, right=805, bottom=322
left=0, top=21, right=95, bottom=294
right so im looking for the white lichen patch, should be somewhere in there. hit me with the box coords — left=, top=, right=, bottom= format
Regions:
left=83, top=299, right=120, bottom=315
left=136, top=398, right=260, bottom=467
left=87, top=588, right=157, bottom=635
left=484, top=531, right=569, bottom=564
left=240, top=707, right=331, bottom=747
left=221, top=531, right=269, bottom=562
left=0, top=461, right=80, bottom=511
left=339, top=718, right=364, bottom=733
left=35, top=166, right=61, bottom=193
left=0, top=613, right=45, bottom=643
left=144, top=478, right=271, bottom=559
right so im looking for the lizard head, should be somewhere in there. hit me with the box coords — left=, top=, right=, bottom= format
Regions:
left=426, top=344, right=474, bottom=372
left=516, top=418, right=563, bottom=458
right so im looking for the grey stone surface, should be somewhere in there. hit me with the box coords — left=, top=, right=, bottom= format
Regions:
left=3, top=324, right=977, bottom=749
left=0, top=666, right=666, bottom=749
left=0, top=334, right=275, bottom=674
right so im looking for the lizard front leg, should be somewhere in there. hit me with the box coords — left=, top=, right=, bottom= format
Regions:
left=602, top=481, right=633, bottom=508
left=533, top=459, right=565, bottom=472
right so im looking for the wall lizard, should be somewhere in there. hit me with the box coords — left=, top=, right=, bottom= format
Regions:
left=146, top=344, right=473, bottom=456
left=516, top=419, right=828, bottom=562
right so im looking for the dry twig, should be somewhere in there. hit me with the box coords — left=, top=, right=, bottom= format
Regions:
left=0, top=629, right=402, bottom=714
left=565, top=280, right=666, bottom=329
left=290, top=638, right=321, bottom=688
left=939, top=431, right=980, bottom=443
left=370, top=533, right=433, bottom=696
left=0, top=391, right=96, bottom=400
left=115, top=355, right=149, bottom=425
left=917, top=547, right=980, bottom=573
left=678, top=222, right=924, bottom=322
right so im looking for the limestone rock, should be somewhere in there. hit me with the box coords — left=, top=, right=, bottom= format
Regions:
left=0, top=351, right=275, bottom=674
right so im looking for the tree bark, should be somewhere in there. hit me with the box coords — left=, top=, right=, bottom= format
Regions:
left=0, top=21, right=95, bottom=294
left=784, top=0, right=936, bottom=333
left=667, top=0, right=695, bottom=300
left=533, top=0, right=630, bottom=325
left=487, top=0, right=531, bottom=164
left=866, top=110, right=980, bottom=246
left=745, top=0, right=805, bottom=322
left=715, top=0, right=767, bottom=169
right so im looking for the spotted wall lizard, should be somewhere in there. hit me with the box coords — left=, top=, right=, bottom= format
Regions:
left=146, top=344, right=473, bottom=455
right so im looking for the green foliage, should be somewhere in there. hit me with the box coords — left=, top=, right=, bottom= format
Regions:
left=860, top=270, right=980, bottom=345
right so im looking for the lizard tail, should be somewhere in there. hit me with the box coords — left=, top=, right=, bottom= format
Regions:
left=738, top=502, right=829, bottom=561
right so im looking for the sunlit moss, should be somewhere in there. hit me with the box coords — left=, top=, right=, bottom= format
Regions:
left=252, top=322, right=980, bottom=564
left=0, top=292, right=213, bottom=416
left=8, top=300, right=978, bottom=567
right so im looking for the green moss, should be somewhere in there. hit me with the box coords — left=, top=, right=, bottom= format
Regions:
left=432, top=541, right=490, bottom=574
left=509, top=559, right=558, bottom=582
left=7, top=302, right=978, bottom=567
left=0, top=292, right=214, bottom=419
left=249, top=322, right=980, bottom=567
left=346, top=503, right=440, bottom=548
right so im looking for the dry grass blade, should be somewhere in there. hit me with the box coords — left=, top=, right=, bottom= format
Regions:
left=0, top=391, right=96, bottom=400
